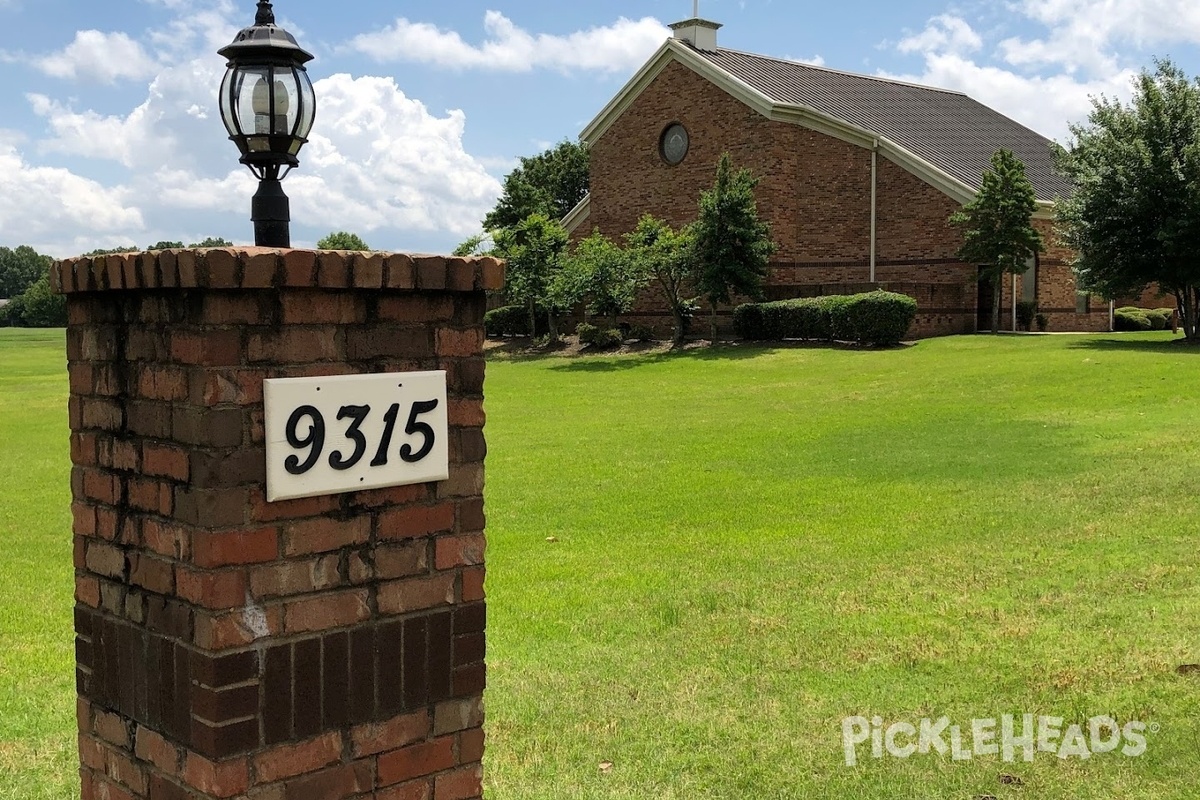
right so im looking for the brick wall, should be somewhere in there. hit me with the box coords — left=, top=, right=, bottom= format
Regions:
left=54, top=248, right=501, bottom=800
left=581, top=57, right=1109, bottom=338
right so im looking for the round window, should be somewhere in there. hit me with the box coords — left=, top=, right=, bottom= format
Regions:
left=660, top=123, right=689, bottom=165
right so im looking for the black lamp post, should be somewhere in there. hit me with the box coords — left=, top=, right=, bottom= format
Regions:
left=218, top=0, right=316, bottom=247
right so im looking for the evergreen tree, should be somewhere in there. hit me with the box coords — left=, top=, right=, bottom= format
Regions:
left=691, top=154, right=776, bottom=340
left=950, top=149, right=1043, bottom=334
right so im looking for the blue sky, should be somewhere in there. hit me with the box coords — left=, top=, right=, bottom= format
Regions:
left=1, top=0, right=1198, bottom=257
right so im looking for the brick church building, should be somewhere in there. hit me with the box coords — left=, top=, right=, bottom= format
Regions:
left=563, top=16, right=1114, bottom=337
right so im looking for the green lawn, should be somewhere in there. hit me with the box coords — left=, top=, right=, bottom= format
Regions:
left=4, top=329, right=1200, bottom=799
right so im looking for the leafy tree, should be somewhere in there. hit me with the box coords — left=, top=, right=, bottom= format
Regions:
left=0, top=246, right=52, bottom=298
left=148, top=240, right=185, bottom=250
left=85, top=246, right=139, bottom=256
left=950, top=149, right=1043, bottom=334
left=190, top=237, right=233, bottom=248
left=452, top=233, right=493, bottom=257
left=561, top=230, right=647, bottom=327
left=317, top=231, right=370, bottom=251
left=484, top=140, right=589, bottom=231
left=1056, top=59, right=1200, bottom=340
left=16, top=272, right=66, bottom=327
left=691, top=154, right=776, bottom=340
left=626, top=215, right=697, bottom=346
left=493, top=213, right=570, bottom=340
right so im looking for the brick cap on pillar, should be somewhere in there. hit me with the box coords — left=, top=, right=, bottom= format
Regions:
left=51, top=248, right=506, bottom=295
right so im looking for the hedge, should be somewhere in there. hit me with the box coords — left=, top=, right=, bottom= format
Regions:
left=484, top=305, right=551, bottom=337
left=1115, top=306, right=1175, bottom=332
left=734, top=291, right=918, bottom=346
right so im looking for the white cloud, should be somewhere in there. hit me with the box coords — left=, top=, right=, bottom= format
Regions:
left=0, top=144, right=143, bottom=255
left=284, top=73, right=501, bottom=236
left=36, top=30, right=158, bottom=83
left=898, top=15, right=982, bottom=57
left=994, top=0, right=1200, bottom=74
left=349, top=11, right=669, bottom=74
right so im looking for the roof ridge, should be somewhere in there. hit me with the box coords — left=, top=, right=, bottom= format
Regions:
left=709, top=45, right=969, bottom=97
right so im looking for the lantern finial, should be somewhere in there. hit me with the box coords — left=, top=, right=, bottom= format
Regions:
left=255, top=1, right=275, bottom=26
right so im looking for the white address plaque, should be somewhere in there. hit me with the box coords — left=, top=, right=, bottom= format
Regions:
left=264, top=372, right=449, bottom=502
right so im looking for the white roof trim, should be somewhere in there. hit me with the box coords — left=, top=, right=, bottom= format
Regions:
left=579, top=39, right=1058, bottom=210
left=561, top=194, right=592, bottom=234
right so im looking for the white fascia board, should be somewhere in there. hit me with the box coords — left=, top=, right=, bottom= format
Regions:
left=561, top=194, right=592, bottom=234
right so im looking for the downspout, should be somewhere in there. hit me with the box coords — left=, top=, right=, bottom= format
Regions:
left=1110, top=300, right=1115, bottom=332
left=1012, top=274, right=1018, bottom=331
left=870, top=140, right=878, bottom=284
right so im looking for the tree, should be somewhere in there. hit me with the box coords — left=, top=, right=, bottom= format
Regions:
left=691, top=154, right=776, bottom=340
left=0, top=246, right=52, bottom=298
left=626, top=215, right=697, bottom=346
left=1056, top=59, right=1200, bottom=341
left=148, top=241, right=185, bottom=251
left=950, top=149, right=1043, bottom=334
left=493, top=214, right=570, bottom=339
left=317, top=231, right=370, bottom=251
left=560, top=230, right=647, bottom=327
left=16, top=272, right=66, bottom=327
left=85, top=246, right=139, bottom=256
left=452, top=233, right=493, bottom=257
left=484, top=140, right=589, bottom=231
left=189, top=237, right=233, bottom=248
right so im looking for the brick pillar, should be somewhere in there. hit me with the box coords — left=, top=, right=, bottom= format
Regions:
left=53, top=248, right=502, bottom=800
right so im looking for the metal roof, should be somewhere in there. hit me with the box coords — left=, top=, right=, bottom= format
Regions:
left=695, top=47, right=1073, bottom=202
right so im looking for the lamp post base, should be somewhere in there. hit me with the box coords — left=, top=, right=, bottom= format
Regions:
left=252, top=178, right=291, bottom=248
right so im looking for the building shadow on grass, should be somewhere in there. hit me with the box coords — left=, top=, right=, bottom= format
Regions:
left=540, top=339, right=914, bottom=372
left=1068, top=335, right=1199, bottom=355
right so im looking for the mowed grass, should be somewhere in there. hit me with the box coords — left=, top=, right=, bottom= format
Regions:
left=3, top=329, right=1200, bottom=798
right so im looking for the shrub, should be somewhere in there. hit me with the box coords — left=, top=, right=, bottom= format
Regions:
left=1016, top=300, right=1038, bottom=331
left=734, top=291, right=916, bottom=346
left=485, top=305, right=538, bottom=337
left=628, top=324, right=656, bottom=342
left=576, top=323, right=623, bottom=349
left=1114, top=308, right=1152, bottom=331
left=1144, top=310, right=1168, bottom=330
left=1035, top=313, right=1049, bottom=332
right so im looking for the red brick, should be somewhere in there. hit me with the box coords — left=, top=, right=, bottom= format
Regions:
left=435, top=329, right=483, bottom=358
left=284, top=516, right=370, bottom=556
left=194, top=368, right=266, bottom=407
left=94, top=708, right=131, bottom=749
left=177, top=567, right=248, bottom=609
left=283, top=589, right=369, bottom=633
left=253, top=731, right=342, bottom=784
left=183, top=753, right=249, bottom=798
left=249, top=556, right=340, bottom=598
left=384, top=254, right=416, bottom=289
left=377, top=296, right=453, bottom=324
left=414, top=257, right=448, bottom=290
left=377, top=780, right=433, bottom=800
left=171, top=330, right=242, bottom=366
left=347, top=483, right=429, bottom=509
left=461, top=567, right=486, bottom=602
left=244, top=484, right=336, bottom=522
left=447, top=399, right=485, bottom=428
left=143, top=519, right=189, bottom=559
left=128, top=477, right=172, bottom=515
left=479, top=259, right=504, bottom=291
left=379, top=504, right=455, bottom=541
left=280, top=291, right=363, bottom=325
left=137, top=365, right=188, bottom=401
left=459, top=728, right=484, bottom=764
left=86, top=542, right=126, bottom=580
left=377, top=737, right=456, bottom=787
left=376, top=542, right=429, bottom=580
left=378, top=574, right=455, bottom=615
left=248, top=328, right=340, bottom=363
left=243, top=250, right=280, bottom=288
left=351, top=710, right=429, bottom=758
left=111, top=439, right=140, bottom=472
left=193, top=606, right=282, bottom=650
left=281, top=761, right=373, bottom=800
left=143, top=443, right=190, bottom=481
left=82, top=469, right=120, bottom=505
left=435, top=534, right=485, bottom=570
left=102, top=745, right=148, bottom=795
left=91, top=775, right=136, bottom=800
left=134, top=726, right=180, bottom=775
left=80, top=733, right=106, bottom=771
left=352, top=252, right=386, bottom=288
left=203, top=249, right=239, bottom=287
left=434, top=765, right=483, bottom=800
left=77, top=576, right=101, bottom=607
left=73, top=502, right=97, bottom=537
left=130, top=553, right=174, bottom=595
left=192, top=528, right=279, bottom=568
left=317, top=252, right=352, bottom=288
left=433, top=697, right=484, bottom=736
left=201, top=294, right=263, bottom=325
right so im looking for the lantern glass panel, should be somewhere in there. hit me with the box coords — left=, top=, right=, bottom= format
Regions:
left=296, top=70, right=316, bottom=140
left=219, top=69, right=238, bottom=137
left=274, top=69, right=301, bottom=137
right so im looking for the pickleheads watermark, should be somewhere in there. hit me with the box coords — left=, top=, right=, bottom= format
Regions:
left=841, top=715, right=1156, bottom=767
